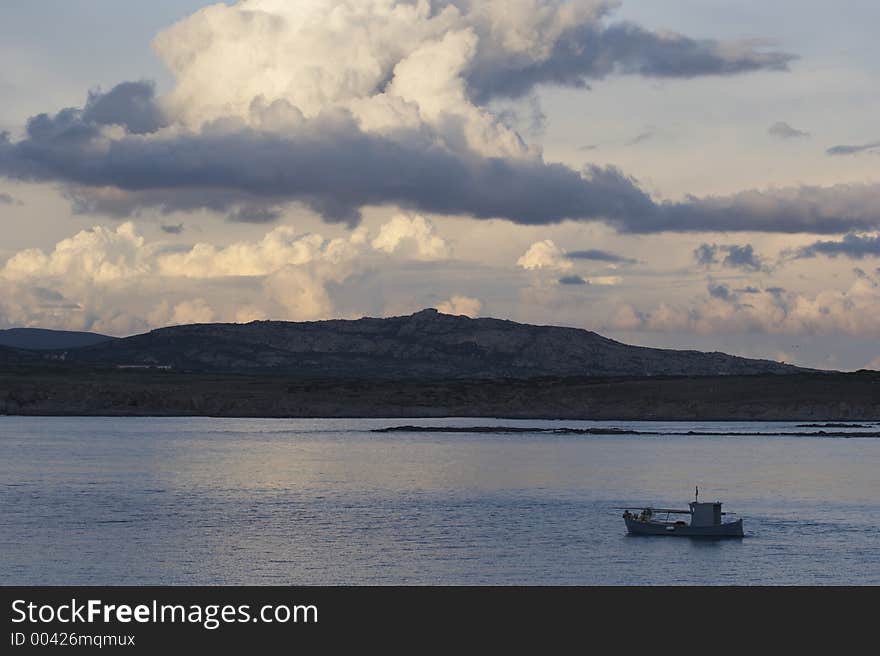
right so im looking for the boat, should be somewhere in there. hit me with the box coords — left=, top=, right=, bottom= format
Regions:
left=621, top=487, right=743, bottom=538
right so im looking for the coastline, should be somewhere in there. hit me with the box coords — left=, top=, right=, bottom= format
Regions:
left=2, top=366, right=879, bottom=421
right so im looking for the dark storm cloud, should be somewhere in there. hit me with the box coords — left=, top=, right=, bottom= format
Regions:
left=768, top=121, right=809, bottom=139
left=82, top=81, right=168, bottom=135
left=694, top=243, right=763, bottom=270
left=567, top=249, right=636, bottom=264
left=722, top=244, right=763, bottom=271
left=4, top=82, right=880, bottom=233
left=160, top=223, right=184, bottom=234
left=707, top=282, right=733, bottom=301
left=558, top=275, right=588, bottom=286
left=227, top=206, right=284, bottom=224
left=0, top=100, right=658, bottom=226
left=656, top=185, right=880, bottom=235
left=826, top=141, right=880, bottom=156
left=694, top=243, right=719, bottom=265
left=466, top=21, right=795, bottom=101
left=794, top=233, right=880, bottom=259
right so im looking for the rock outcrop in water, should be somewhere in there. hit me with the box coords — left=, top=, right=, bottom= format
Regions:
left=61, top=309, right=806, bottom=378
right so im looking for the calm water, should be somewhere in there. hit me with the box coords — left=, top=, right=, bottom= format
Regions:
left=1, top=417, right=878, bottom=585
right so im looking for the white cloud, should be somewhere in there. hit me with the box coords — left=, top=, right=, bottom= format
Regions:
left=371, top=214, right=451, bottom=260
left=148, top=299, right=216, bottom=327
left=153, top=0, right=534, bottom=159
left=436, top=295, right=482, bottom=317
left=156, top=226, right=364, bottom=278
left=2, top=223, right=148, bottom=284
left=517, top=239, right=572, bottom=271
left=585, top=275, right=621, bottom=286
left=606, top=277, right=880, bottom=337
left=0, top=215, right=454, bottom=333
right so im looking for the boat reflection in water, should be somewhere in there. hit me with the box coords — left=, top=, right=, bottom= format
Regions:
left=622, top=487, right=744, bottom=538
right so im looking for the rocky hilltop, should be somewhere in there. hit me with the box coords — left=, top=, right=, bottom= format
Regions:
left=63, top=309, right=806, bottom=378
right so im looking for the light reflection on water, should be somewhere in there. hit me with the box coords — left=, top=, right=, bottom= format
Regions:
left=1, top=417, right=878, bottom=585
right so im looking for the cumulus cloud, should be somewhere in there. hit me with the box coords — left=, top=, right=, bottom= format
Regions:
left=608, top=277, right=880, bottom=337
left=793, top=233, right=880, bottom=260
left=0, top=213, right=444, bottom=332
left=0, top=0, right=819, bottom=233
left=768, top=121, right=809, bottom=139
left=694, top=242, right=765, bottom=271
left=436, top=295, right=482, bottom=317
left=148, top=299, right=216, bottom=327
left=2, top=223, right=150, bottom=284
left=826, top=141, right=880, bottom=156
left=371, top=214, right=451, bottom=260
left=517, top=240, right=572, bottom=270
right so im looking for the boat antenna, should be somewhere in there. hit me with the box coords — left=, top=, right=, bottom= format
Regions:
left=695, top=485, right=699, bottom=502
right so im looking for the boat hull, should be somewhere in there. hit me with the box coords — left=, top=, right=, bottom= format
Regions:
left=624, top=517, right=743, bottom=538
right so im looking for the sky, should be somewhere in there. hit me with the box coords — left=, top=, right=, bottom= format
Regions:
left=1, top=0, right=879, bottom=371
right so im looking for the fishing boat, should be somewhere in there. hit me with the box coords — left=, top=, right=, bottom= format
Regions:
left=621, top=487, right=743, bottom=538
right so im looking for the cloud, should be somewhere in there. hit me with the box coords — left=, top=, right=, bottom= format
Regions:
left=609, top=277, right=880, bottom=337
left=82, top=80, right=169, bottom=135
left=517, top=240, right=572, bottom=271
left=371, top=214, right=451, bottom=260
left=0, top=99, right=662, bottom=226
left=647, top=184, right=880, bottom=234
left=2, top=223, right=149, bottom=284
left=768, top=121, right=809, bottom=139
left=707, top=282, right=732, bottom=301
left=160, top=223, right=184, bottom=234
left=436, top=295, right=481, bottom=317
left=694, top=243, right=764, bottom=271
left=155, top=0, right=794, bottom=116
left=227, top=206, right=284, bottom=224
left=722, top=244, right=764, bottom=271
left=585, top=275, right=621, bottom=286
left=0, top=0, right=811, bottom=233
left=148, top=298, right=215, bottom=327
left=559, top=275, right=587, bottom=285
left=0, top=192, right=19, bottom=205
left=0, top=214, right=447, bottom=332
left=826, top=141, right=880, bottom=156
left=793, top=233, right=880, bottom=260
left=567, top=248, right=636, bottom=264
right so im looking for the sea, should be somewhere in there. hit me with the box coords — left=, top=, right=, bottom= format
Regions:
left=1, top=417, right=878, bottom=585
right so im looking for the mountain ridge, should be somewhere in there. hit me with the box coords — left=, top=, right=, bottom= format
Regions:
left=0, top=328, right=113, bottom=351
left=57, top=308, right=810, bottom=378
